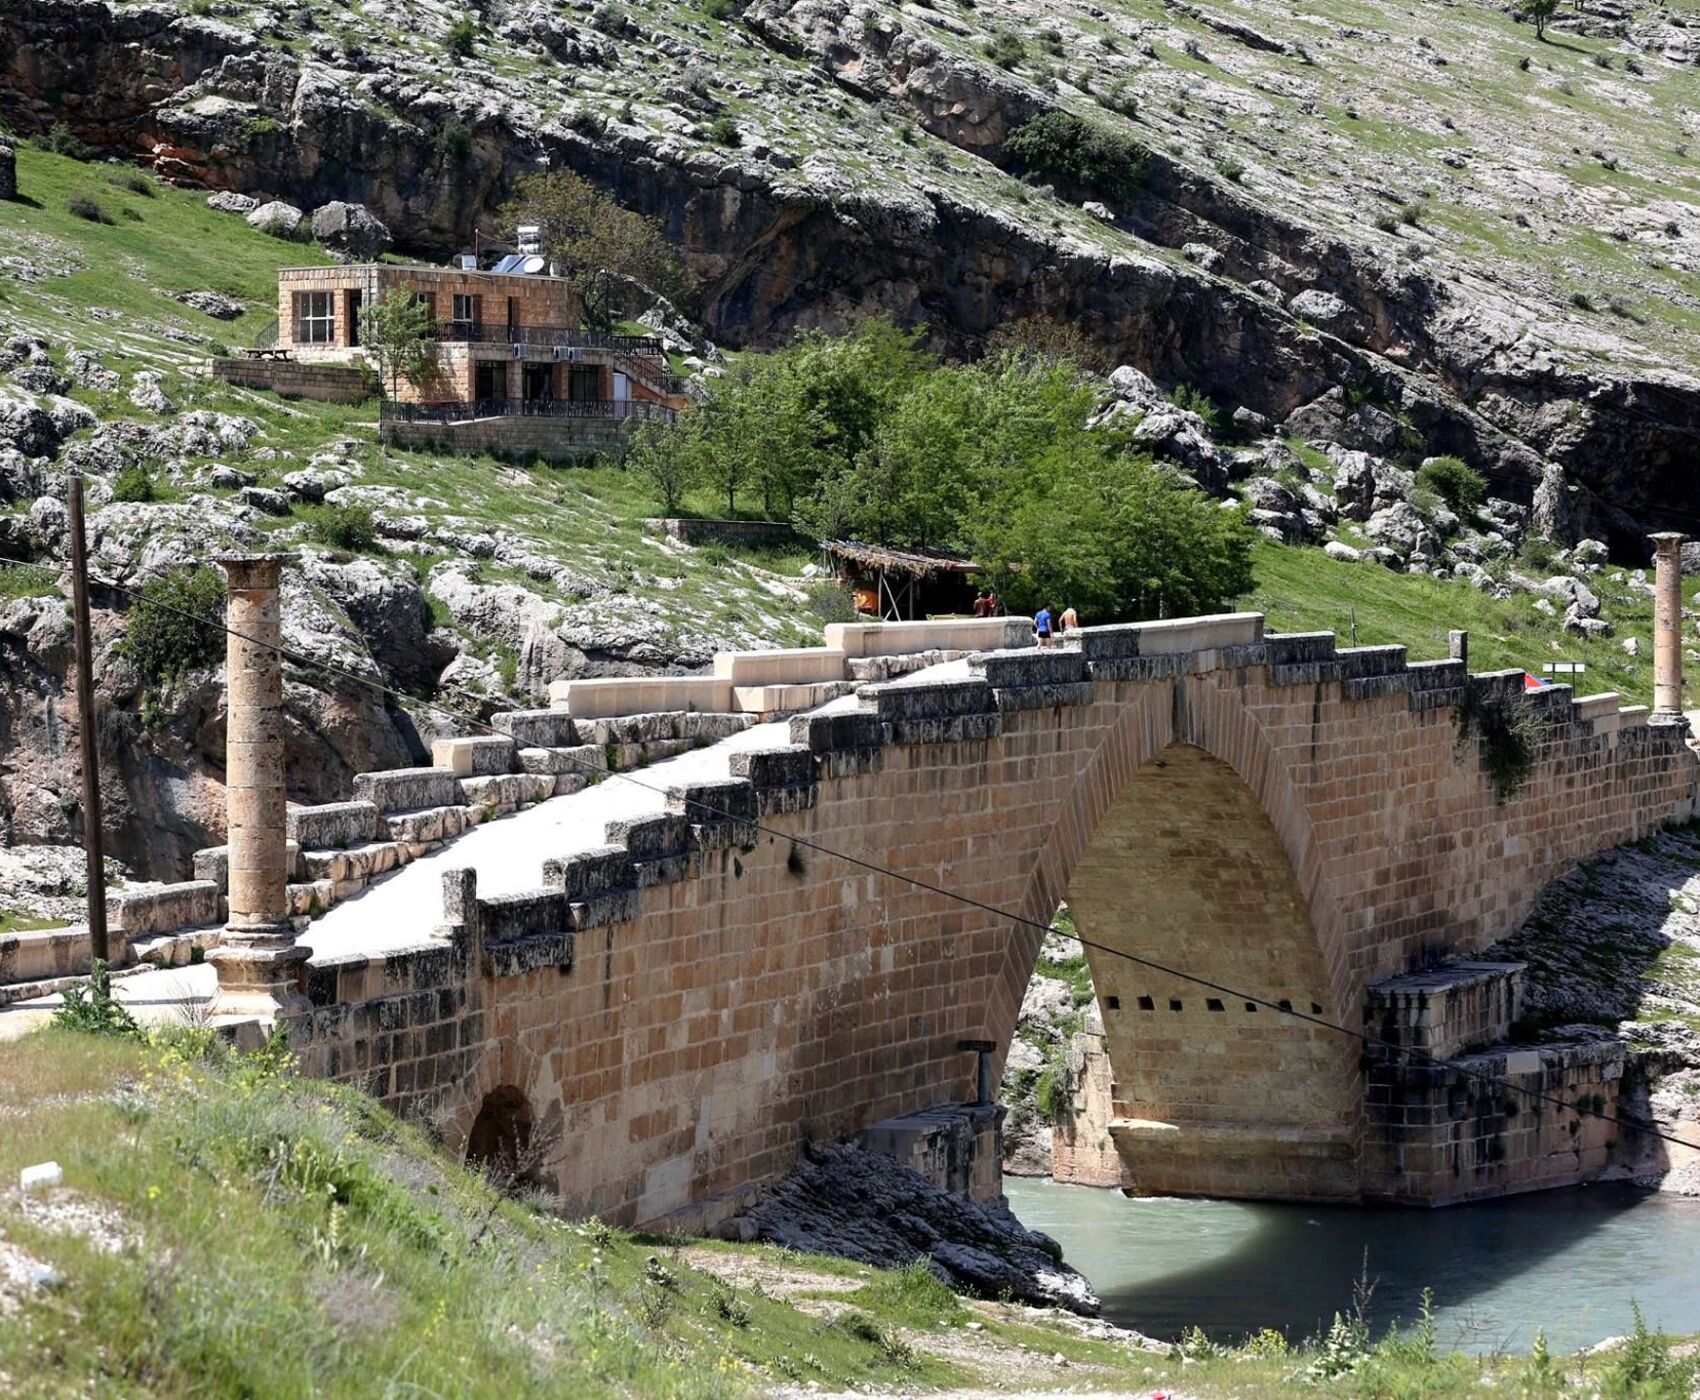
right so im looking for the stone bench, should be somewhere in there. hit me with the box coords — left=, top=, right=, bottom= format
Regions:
left=493, top=709, right=581, bottom=748
left=353, top=767, right=462, bottom=814
left=287, top=800, right=383, bottom=850
left=431, top=735, right=517, bottom=777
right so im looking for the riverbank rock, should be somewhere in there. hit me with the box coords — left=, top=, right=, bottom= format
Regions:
left=719, top=1141, right=1099, bottom=1315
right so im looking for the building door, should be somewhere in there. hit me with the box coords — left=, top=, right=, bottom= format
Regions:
left=568, top=365, right=601, bottom=402
left=346, top=289, right=362, bottom=347
left=474, top=361, right=505, bottom=406
left=522, top=363, right=554, bottom=405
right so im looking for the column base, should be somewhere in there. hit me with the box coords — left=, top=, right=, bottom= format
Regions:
left=206, top=924, right=311, bottom=1023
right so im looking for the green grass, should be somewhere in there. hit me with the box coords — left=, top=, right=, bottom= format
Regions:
left=0, top=1029, right=967, bottom=1398
left=0, top=909, right=69, bottom=934
left=6, top=1010, right=1698, bottom=1397
left=1244, top=541, right=1660, bottom=706
left=2, top=144, right=329, bottom=359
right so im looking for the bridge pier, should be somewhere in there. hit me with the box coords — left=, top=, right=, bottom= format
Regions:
left=207, top=554, right=308, bottom=1024
left=1651, top=532, right=1686, bottom=718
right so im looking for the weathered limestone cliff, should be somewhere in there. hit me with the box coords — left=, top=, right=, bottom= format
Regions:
left=5, top=0, right=1700, bottom=543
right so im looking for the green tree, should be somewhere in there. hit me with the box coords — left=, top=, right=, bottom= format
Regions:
left=1521, top=0, right=1559, bottom=38
left=1415, top=456, right=1487, bottom=514
left=627, top=418, right=698, bottom=515
left=500, top=171, right=684, bottom=330
left=1005, top=111, right=1147, bottom=201
left=359, top=290, right=437, bottom=400
left=123, top=566, right=227, bottom=688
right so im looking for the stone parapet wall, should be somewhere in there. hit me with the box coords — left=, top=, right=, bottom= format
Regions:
left=379, top=414, right=638, bottom=462
left=280, top=613, right=1700, bottom=1222
left=208, top=357, right=377, bottom=405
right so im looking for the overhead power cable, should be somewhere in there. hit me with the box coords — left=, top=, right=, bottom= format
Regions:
left=62, top=553, right=1700, bottom=1159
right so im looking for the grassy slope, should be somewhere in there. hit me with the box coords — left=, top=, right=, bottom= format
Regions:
left=6, top=1019, right=1693, bottom=1393
left=4, top=1027, right=1697, bottom=1399
left=0, top=144, right=821, bottom=651
left=1247, top=539, right=1662, bottom=706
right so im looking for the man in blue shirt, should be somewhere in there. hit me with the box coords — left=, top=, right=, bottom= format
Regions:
left=1034, top=605, right=1054, bottom=648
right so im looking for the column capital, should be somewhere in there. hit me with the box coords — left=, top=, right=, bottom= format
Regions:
left=1649, top=531, right=1687, bottom=548
left=216, top=554, right=294, bottom=591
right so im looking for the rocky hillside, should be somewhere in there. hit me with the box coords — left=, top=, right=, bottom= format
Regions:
left=0, top=145, right=824, bottom=881
left=7, top=0, right=1700, bottom=544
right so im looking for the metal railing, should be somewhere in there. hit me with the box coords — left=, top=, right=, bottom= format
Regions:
left=432, top=323, right=664, bottom=356
left=379, top=397, right=677, bottom=425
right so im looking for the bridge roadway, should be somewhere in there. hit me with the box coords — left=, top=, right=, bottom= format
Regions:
left=0, top=659, right=975, bottom=1038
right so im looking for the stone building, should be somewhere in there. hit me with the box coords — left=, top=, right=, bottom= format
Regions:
left=269, top=260, right=685, bottom=460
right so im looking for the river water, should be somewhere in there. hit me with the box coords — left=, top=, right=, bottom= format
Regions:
left=1005, top=1176, right=1700, bottom=1354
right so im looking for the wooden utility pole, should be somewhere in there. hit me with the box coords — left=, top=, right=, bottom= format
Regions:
left=66, top=474, right=108, bottom=963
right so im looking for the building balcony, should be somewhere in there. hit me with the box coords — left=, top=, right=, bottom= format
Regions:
left=432, top=323, right=664, bottom=356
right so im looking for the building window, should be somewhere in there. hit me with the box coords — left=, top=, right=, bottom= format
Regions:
left=293, top=291, right=335, bottom=345
left=452, top=293, right=479, bottom=326
left=412, top=291, right=436, bottom=322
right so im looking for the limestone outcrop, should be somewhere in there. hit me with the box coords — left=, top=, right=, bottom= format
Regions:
left=720, top=1141, right=1099, bottom=1314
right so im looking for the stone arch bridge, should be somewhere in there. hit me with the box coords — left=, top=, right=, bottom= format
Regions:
left=275, top=609, right=1700, bottom=1222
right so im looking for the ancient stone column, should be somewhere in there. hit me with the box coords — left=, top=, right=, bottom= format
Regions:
left=207, top=555, right=308, bottom=1022
left=1651, top=533, right=1686, bottom=718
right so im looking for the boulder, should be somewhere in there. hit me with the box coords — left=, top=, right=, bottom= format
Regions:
left=310, top=201, right=392, bottom=261
left=1323, top=540, right=1362, bottom=563
left=1288, top=288, right=1351, bottom=326
left=1565, top=607, right=1613, bottom=638
left=0, top=143, right=15, bottom=203
left=176, top=290, right=245, bottom=320
left=1181, top=241, right=1224, bottom=272
left=1543, top=575, right=1601, bottom=618
left=246, top=200, right=305, bottom=240
left=207, top=191, right=259, bottom=214
left=128, top=371, right=176, bottom=416
left=66, top=350, right=119, bottom=391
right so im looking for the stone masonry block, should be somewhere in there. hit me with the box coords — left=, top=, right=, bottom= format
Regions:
left=543, top=846, right=633, bottom=900
left=483, top=931, right=575, bottom=979
left=287, top=800, right=382, bottom=850
left=968, top=649, right=1088, bottom=688
left=478, top=889, right=570, bottom=942
left=493, top=709, right=581, bottom=748
left=516, top=745, right=606, bottom=776
left=729, top=745, right=816, bottom=790
left=353, top=767, right=461, bottom=814
left=431, top=734, right=517, bottom=777
left=858, top=677, right=994, bottom=722
left=994, top=682, right=1095, bottom=712
left=607, top=812, right=691, bottom=860
left=666, top=778, right=757, bottom=824
left=788, top=710, right=883, bottom=753
left=112, top=880, right=222, bottom=937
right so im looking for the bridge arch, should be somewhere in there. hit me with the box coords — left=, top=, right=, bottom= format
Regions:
left=994, top=677, right=1359, bottom=1198
left=465, top=1084, right=541, bottom=1186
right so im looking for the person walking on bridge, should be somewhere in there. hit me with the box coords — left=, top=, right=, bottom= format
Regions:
left=1059, top=603, right=1079, bottom=635
left=1034, top=604, right=1055, bottom=649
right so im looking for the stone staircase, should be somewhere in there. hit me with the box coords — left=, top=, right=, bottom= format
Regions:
left=0, top=706, right=753, bottom=1007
